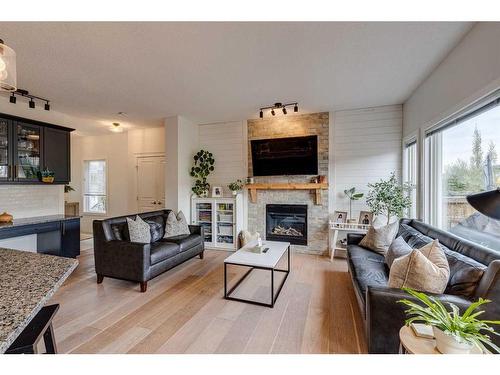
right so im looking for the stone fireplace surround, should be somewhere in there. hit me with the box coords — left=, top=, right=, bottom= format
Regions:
left=247, top=112, right=329, bottom=255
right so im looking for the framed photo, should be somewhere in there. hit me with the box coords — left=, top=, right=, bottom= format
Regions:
left=333, top=211, right=347, bottom=224
left=212, top=186, right=223, bottom=198
left=358, top=211, right=373, bottom=226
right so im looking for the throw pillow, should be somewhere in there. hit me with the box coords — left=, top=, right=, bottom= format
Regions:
left=126, top=215, right=151, bottom=244
left=398, top=223, right=433, bottom=249
left=238, top=230, right=260, bottom=248
left=145, top=219, right=164, bottom=242
left=359, top=221, right=399, bottom=255
left=164, top=211, right=190, bottom=238
left=441, top=247, right=486, bottom=297
left=385, top=236, right=412, bottom=268
left=388, top=239, right=450, bottom=294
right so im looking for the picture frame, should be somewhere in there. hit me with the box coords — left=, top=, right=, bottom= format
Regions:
left=212, top=186, right=223, bottom=198
left=333, top=210, right=348, bottom=224
left=358, top=211, right=373, bottom=226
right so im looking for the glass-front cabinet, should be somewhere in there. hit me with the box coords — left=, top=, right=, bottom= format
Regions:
left=191, top=195, right=243, bottom=251
left=15, top=122, right=42, bottom=181
left=0, top=118, right=10, bottom=180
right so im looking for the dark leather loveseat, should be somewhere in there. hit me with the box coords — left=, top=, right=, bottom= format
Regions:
left=93, top=209, right=204, bottom=292
left=347, top=218, right=500, bottom=353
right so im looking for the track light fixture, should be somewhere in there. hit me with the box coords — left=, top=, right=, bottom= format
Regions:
left=6, top=88, right=51, bottom=110
left=258, top=101, right=298, bottom=118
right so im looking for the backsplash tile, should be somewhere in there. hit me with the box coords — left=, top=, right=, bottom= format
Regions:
left=0, top=185, right=64, bottom=219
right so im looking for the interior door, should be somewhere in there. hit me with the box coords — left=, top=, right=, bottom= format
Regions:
left=137, top=156, right=165, bottom=212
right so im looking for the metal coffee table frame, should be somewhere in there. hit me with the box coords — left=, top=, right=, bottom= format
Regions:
left=224, top=245, right=290, bottom=308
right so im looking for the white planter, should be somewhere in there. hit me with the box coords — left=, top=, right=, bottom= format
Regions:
left=231, top=190, right=239, bottom=196
left=432, top=327, right=473, bottom=354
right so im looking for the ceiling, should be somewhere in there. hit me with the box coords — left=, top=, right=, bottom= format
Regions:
left=0, top=22, right=473, bottom=133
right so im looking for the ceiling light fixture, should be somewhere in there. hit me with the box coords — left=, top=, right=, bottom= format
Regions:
left=7, top=89, right=51, bottom=110
left=259, top=101, right=298, bottom=119
left=110, top=122, right=124, bottom=133
left=0, top=38, right=17, bottom=92
left=44, top=101, right=50, bottom=111
left=29, top=98, right=35, bottom=109
left=9, top=93, right=16, bottom=104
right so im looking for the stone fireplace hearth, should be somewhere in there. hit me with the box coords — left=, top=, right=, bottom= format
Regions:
left=247, top=112, right=329, bottom=255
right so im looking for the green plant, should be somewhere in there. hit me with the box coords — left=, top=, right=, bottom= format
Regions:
left=398, top=287, right=500, bottom=353
left=39, top=167, right=54, bottom=178
left=228, top=179, right=244, bottom=192
left=190, top=150, right=215, bottom=196
left=366, top=172, right=412, bottom=225
left=64, top=185, right=75, bottom=193
left=344, top=187, right=364, bottom=221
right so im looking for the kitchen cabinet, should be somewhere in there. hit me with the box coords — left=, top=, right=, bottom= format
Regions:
left=0, top=113, right=73, bottom=184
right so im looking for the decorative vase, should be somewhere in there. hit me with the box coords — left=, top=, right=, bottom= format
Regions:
left=432, top=327, right=473, bottom=354
left=232, top=190, right=238, bottom=196
left=199, top=190, right=209, bottom=198
left=0, top=212, right=13, bottom=223
left=246, top=177, right=254, bottom=184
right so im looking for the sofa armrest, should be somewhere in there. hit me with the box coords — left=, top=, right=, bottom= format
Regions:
left=188, top=225, right=202, bottom=235
left=94, top=240, right=151, bottom=282
left=347, top=233, right=365, bottom=245
left=366, top=286, right=472, bottom=353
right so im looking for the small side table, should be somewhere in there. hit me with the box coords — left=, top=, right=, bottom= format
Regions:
left=399, top=326, right=483, bottom=354
left=329, top=221, right=369, bottom=261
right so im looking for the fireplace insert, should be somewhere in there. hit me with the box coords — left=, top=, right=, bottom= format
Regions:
left=266, top=204, right=307, bottom=245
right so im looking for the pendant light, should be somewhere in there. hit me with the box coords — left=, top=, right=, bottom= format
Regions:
left=0, top=39, right=17, bottom=92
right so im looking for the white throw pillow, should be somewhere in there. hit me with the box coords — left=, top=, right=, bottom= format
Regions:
left=359, top=221, right=399, bottom=255
left=127, top=215, right=151, bottom=244
left=238, top=230, right=260, bottom=248
left=164, top=211, right=191, bottom=238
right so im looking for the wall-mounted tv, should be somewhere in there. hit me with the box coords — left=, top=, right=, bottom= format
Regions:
left=251, top=135, right=318, bottom=176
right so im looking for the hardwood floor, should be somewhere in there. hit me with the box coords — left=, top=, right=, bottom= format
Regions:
left=49, top=240, right=367, bottom=354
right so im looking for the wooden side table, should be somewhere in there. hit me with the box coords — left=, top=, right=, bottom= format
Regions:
left=399, top=326, right=483, bottom=354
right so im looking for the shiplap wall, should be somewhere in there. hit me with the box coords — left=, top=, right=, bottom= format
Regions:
left=198, top=121, right=247, bottom=194
left=332, top=105, right=403, bottom=220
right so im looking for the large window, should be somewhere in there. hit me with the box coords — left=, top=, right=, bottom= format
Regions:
left=83, top=160, right=107, bottom=214
left=425, top=97, right=500, bottom=248
left=403, top=139, right=418, bottom=218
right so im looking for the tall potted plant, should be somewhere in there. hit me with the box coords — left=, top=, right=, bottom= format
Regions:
left=398, top=288, right=500, bottom=354
left=344, top=187, right=364, bottom=223
left=366, top=172, right=412, bottom=225
left=190, top=150, right=215, bottom=197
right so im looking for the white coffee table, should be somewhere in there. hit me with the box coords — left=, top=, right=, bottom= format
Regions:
left=223, top=240, right=291, bottom=308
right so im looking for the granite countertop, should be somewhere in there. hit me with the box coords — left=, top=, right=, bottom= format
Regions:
left=0, top=214, right=81, bottom=231
left=0, top=248, right=78, bottom=353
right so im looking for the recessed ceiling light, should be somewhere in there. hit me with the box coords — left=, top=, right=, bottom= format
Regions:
left=110, top=122, right=124, bottom=133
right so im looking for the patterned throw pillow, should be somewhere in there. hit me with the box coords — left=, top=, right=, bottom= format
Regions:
left=238, top=230, right=260, bottom=248
left=359, top=221, right=399, bottom=255
left=126, top=215, right=151, bottom=244
left=388, top=239, right=450, bottom=294
left=385, top=236, right=413, bottom=268
left=164, top=211, right=190, bottom=238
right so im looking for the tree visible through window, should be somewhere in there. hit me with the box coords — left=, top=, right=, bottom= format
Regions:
left=84, top=160, right=107, bottom=214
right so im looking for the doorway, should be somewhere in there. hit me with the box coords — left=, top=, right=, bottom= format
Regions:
left=136, top=155, right=165, bottom=212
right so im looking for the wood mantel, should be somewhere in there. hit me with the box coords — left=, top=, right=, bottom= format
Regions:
left=245, top=182, right=329, bottom=205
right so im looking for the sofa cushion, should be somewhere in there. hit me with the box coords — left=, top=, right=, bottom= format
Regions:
left=150, top=241, right=180, bottom=265
left=359, top=221, right=399, bottom=255
left=348, top=245, right=389, bottom=300
left=127, top=216, right=151, bottom=244
left=145, top=218, right=164, bottom=242
left=111, top=223, right=129, bottom=241
left=388, top=240, right=450, bottom=294
left=442, top=248, right=486, bottom=297
left=162, top=233, right=202, bottom=252
left=385, top=236, right=412, bottom=268
left=398, top=224, right=433, bottom=248
left=164, top=211, right=190, bottom=238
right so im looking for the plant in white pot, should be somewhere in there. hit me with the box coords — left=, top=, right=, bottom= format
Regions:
left=228, top=179, right=244, bottom=196
left=398, top=288, right=500, bottom=354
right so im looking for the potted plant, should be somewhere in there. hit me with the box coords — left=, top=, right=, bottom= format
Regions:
left=40, top=168, right=55, bottom=183
left=366, top=172, right=412, bottom=225
left=190, top=150, right=215, bottom=197
left=398, top=288, right=500, bottom=354
left=344, top=187, right=364, bottom=223
left=228, top=179, right=244, bottom=196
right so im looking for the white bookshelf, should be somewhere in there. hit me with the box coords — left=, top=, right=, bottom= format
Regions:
left=191, top=195, right=244, bottom=251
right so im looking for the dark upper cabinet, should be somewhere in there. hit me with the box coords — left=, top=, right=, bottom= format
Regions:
left=0, top=113, right=73, bottom=185
left=43, top=127, right=70, bottom=184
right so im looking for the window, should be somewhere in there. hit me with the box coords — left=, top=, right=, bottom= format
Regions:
left=83, top=160, right=107, bottom=214
left=424, top=96, right=500, bottom=248
left=403, top=139, right=418, bottom=218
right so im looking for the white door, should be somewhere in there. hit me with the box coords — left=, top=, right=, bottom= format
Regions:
left=137, top=156, right=165, bottom=212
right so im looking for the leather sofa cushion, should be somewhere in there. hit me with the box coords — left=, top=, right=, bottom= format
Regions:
left=385, top=236, right=412, bottom=268
left=145, top=218, right=165, bottom=242
left=348, top=245, right=389, bottom=300
left=163, top=233, right=202, bottom=252
left=150, top=241, right=180, bottom=265
left=398, top=224, right=432, bottom=248
left=111, top=223, right=130, bottom=241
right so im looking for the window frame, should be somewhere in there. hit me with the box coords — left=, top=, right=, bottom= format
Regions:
left=402, top=135, right=419, bottom=219
left=82, top=159, right=108, bottom=216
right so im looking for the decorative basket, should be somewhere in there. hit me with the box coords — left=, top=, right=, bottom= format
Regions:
left=0, top=212, right=13, bottom=223
left=42, top=176, right=55, bottom=183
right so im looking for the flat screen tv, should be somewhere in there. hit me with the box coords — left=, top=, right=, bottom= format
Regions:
left=251, top=135, right=318, bottom=176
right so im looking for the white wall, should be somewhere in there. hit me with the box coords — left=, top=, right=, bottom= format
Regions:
left=404, top=23, right=500, bottom=137
left=0, top=185, right=64, bottom=218
left=332, top=105, right=403, bottom=220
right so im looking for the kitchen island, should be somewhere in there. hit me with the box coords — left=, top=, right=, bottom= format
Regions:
left=0, top=247, right=77, bottom=353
